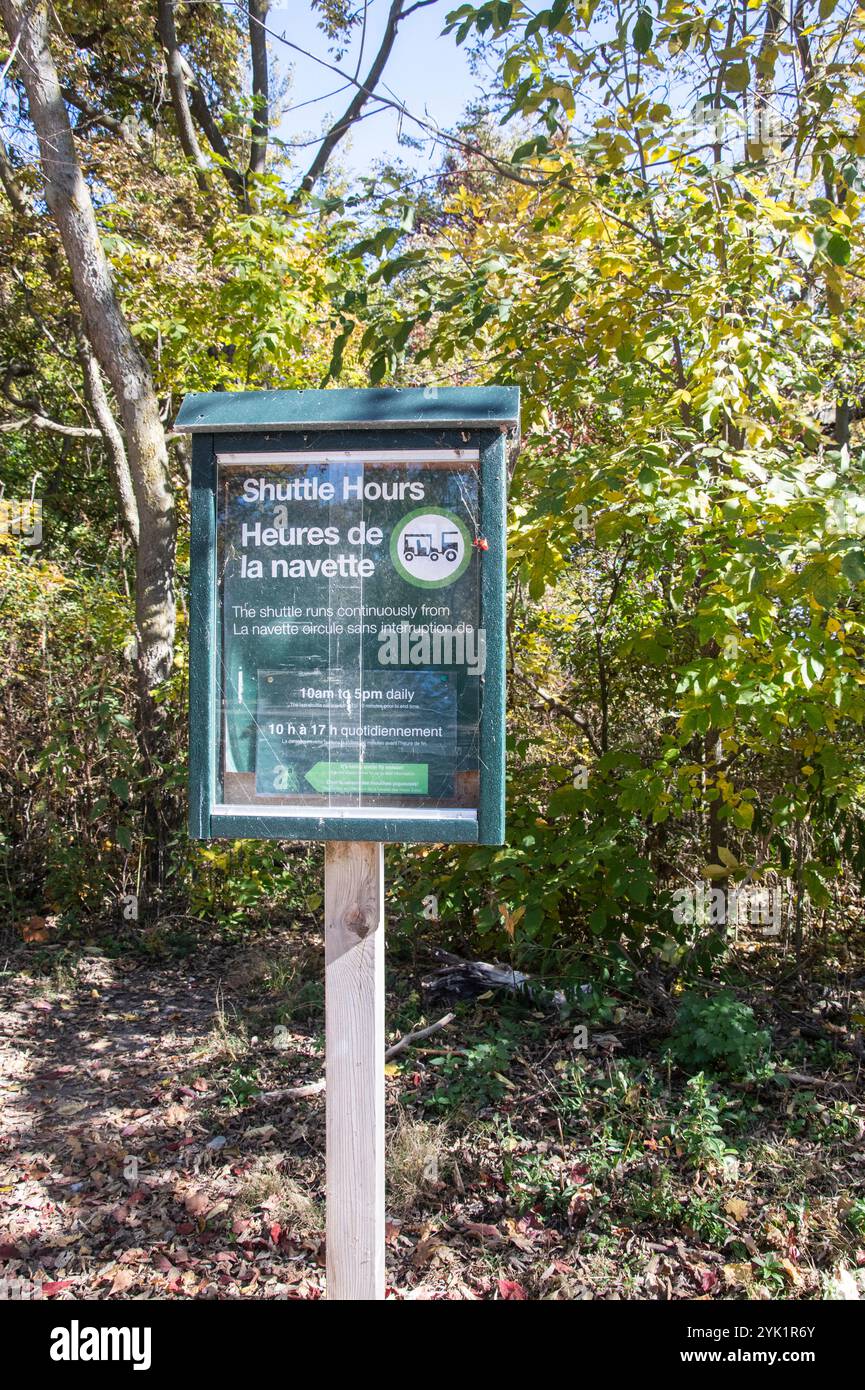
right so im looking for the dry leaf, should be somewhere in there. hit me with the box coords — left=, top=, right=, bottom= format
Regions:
left=109, top=1267, right=135, bottom=1295
left=18, top=915, right=50, bottom=942
left=722, top=1261, right=753, bottom=1288
left=778, top=1258, right=803, bottom=1288
left=497, top=1278, right=528, bottom=1300
left=724, top=1198, right=749, bottom=1223
left=463, top=1221, right=505, bottom=1246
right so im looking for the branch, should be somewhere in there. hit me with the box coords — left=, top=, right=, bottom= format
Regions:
left=254, top=1078, right=325, bottom=1104
left=0, top=130, right=30, bottom=216
left=250, top=1011, right=456, bottom=1104
left=257, top=3, right=545, bottom=195
left=296, top=0, right=413, bottom=196
left=75, top=324, right=139, bottom=546
left=187, top=82, right=247, bottom=203
left=0, top=0, right=33, bottom=85
left=791, top=0, right=814, bottom=84
left=385, top=1011, right=455, bottom=1060
left=156, top=0, right=209, bottom=192
left=0, top=411, right=101, bottom=437
left=247, top=0, right=269, bottom=177
left=60, top=88, right=141, bottom=149
left=0, top=167, right=137, bottom=527
left=511, top=668, right=603, bottom=757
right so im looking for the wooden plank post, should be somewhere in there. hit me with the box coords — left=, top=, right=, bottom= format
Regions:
left=325, top=840, right=385, bottom=1300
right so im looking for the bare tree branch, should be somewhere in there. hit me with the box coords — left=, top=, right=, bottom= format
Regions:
left=296, top=0, right=415, bottom=196
left=156, top=0, right=210, bottom=192
left=247, top=0, right=270, bottom=176
left=0, top=411, right=101, bottom=437
left=74, top=323, right=139, bottom=546
left=385, top=1012, right=455, bottom=1059
left=240, top=1, right=545, bottom=196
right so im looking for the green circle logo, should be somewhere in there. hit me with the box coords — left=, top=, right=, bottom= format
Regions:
left=390, top=508, right=472, bottom=588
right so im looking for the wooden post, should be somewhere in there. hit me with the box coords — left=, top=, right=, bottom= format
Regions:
left=325, top=841, right=385, bottom=1300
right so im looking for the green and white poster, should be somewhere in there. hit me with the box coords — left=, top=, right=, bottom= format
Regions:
left=216, top=451, right=483, bottom=812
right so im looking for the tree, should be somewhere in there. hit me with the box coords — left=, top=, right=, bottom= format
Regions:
left=339, top=1, right=865, bottom=948
left=1, top=0, right=176, bottom=714
left=0, top=0, right=439, bottom=908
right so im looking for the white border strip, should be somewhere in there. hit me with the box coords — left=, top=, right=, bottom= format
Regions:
left=212, top=804, right=477, bottom=821
left=217, top=449, right=479, bottom=465
left=184, top=420, right=513, bottom=434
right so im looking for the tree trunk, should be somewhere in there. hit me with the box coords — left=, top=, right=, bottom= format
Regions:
left=701, top=637, right=729, bottom=914
left=156, top=0, right=210, bottom=191
left=248, top=0, right=270, bottom=177
left=75, top=324, right=140, bottom=548
left=1, top=0, right=177, bottom=703
left=2, top=0, right=178, bottom=909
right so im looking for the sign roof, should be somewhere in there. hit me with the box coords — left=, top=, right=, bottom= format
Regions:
left=175, top=386, right=520, bottom=435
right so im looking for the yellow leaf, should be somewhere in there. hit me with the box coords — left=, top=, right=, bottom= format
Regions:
left=701, top=863, right=730, bottom=879
left=778, top=1258, right=803, bottom=1287
left=725, top=1198, right=749, bottom=1223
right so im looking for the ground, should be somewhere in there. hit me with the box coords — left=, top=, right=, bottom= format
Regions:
left=1, top=920, right=864, bottom=1301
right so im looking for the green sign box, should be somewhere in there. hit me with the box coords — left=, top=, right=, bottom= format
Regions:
left=177, top=387, right=519, bottom=845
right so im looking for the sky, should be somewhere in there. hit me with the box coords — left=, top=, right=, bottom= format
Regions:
left=267, top=1, right=480, bottom=179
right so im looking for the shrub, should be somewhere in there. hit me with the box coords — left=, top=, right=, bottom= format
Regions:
left=667, top=992, right=771, bottom=1076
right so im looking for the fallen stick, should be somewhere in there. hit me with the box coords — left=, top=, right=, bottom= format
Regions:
left=421, top=949, right=566, bottom=1011
left=254, top=1078, right=326, bottom=1104
left=777, top=1071, right=855, bottom=1089
left=254, top=1013, right=456, bottom=1103
left=385, top=1011, right=455, bottom=1060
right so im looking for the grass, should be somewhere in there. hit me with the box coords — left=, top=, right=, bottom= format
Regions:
left=193, top=983, right=250, bottom=1065
left=387, top=1114, right=449, bottom=1214
left=235, top=1158, right=323, bottom=1236
left=4, top=912, right=862, bottom=1300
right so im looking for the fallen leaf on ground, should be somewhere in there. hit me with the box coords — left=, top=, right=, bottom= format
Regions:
left=724, top=1198, right=749, bottom=1223
left=497, top=1278, right=527, bottom=1300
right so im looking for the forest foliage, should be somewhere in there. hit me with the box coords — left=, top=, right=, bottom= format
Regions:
left=2, top=0, right=865, bottom=977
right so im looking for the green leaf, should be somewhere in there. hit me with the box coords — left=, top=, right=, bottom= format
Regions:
left=724, top=62, right=750, bottom=93
left=826, top=233, right=851, bottom=266
left=841, top=548, right=865, bottom=584
left=632, top=9, right=653, bottom=54
left=511, top=135, right=549, bottom=163
left=589, top=907, right=608, bottom=934
left=731, top=802, right=755, bottom=830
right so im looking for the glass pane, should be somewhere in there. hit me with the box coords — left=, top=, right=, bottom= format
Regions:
left=215, top=449, right=483, bottom=822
